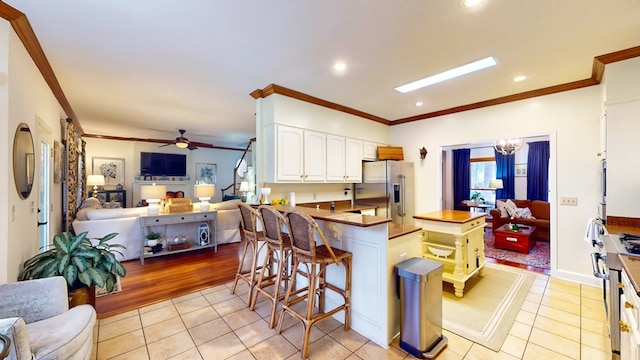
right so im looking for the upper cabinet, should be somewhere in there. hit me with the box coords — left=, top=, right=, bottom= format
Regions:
left=263, top=125, right=367, bottom=184
left=326, top=135, right=363, bottom=182
left=363, top=141, right=379, bottom=161
left=267, top=125, right=326, bottom=182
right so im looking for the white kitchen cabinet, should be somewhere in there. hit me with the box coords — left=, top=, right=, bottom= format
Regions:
left=620, top=269, right=640, bottom=360
left=274, top=125, right=325, bottom=182
left=326, top=135, right=363, bottom=182
left=363, top=141, right=384, bottom=161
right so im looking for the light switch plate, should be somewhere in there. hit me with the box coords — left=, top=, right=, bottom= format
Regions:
left=560, top=197, right=578, bottom=206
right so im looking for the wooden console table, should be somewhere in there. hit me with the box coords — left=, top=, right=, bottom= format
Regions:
left=139, top=210, right=218, bottom=265
left=413, top=210, right=486, bottom=297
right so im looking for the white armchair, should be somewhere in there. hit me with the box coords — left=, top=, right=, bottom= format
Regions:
left=0, top=277, right=96, bottom=360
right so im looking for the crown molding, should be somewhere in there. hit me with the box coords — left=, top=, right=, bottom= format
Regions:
left=0, top=2, right=83, bottom=134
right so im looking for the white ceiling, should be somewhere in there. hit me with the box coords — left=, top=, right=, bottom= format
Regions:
left=5, top=1, right=640, bottom=148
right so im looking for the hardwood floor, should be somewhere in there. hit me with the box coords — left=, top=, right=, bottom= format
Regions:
left=96, top=238, right=549, bottom=319
left=96, top=242, right=243, bottom=319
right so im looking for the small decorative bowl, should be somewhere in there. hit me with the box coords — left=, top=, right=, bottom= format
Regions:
left=428, top=246, right=453, bottom=258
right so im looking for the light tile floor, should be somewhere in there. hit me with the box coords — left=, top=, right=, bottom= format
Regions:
left=92, top=265, right=612, bottom=360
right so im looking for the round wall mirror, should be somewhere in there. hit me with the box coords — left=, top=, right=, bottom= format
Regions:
left=13, top=123, right=35, bottom=199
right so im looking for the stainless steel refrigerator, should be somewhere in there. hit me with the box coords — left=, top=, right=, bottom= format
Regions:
left=354, top=160, right=415, bottom=225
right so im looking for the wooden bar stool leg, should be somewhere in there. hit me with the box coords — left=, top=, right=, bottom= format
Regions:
left=344, top=257, right=352, bottom=330
left=249, top=245, right=273, bottom=310
left=276, top=256, right=299, bottom=335
left=230, top=237, right=251, bottom=295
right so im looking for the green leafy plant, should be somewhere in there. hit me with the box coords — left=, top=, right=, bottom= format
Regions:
left=470, top=191, right=485, bottom=203
left=19, top=231, right=127, bottom=293
left=145, top=232, right=161, bottom=240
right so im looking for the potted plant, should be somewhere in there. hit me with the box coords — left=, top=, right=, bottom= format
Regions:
left=471, top=191, right=485, bottom=205
left=145, top=231, right=161, bottom=246
left=19, top=231, right=127, bottom=307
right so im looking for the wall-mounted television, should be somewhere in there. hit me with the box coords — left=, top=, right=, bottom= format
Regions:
left=140, top=152, right=187, bottom=177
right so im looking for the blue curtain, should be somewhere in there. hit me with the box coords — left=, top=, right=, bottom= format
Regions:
left=527, top=141, right=550, bottom=201
left=453, top=149, right=470, bottom=210
left=495, top=150, right=515, bottom=200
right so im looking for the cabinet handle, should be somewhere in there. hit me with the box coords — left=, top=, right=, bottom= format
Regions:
left=300, top=175, right=304, bottom=178
left=620, top=320, right=630, bottom=332
left=203, top=214, right=208, bottom=218
left=625, top=301, right=635, bottom=309
left=619, top=282, right=625, bottom=289
left=181, top=217, right=185, bottom=220
left=155, top=219, right=159, bottom=223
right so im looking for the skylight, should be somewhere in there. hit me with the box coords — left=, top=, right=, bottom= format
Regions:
left=395, top=56, right=498, bottom=93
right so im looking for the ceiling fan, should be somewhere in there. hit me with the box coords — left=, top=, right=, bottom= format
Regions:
left=160, top=129, right=198, bottom=150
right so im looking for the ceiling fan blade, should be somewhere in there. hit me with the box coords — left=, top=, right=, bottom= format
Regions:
left=159, top=143, right=172, bottom=147
left=188, top=143, right=198, bottom=150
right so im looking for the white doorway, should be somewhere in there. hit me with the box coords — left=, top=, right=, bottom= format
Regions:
left=37, top=120, right=52, bottom=250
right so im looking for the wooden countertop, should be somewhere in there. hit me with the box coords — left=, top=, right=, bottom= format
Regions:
left=388, top=222, right=422, bottom=240
left=606, top=224, right=640, bottom=236
left=413, top=210, right=486, bottom=223
left=620, top=255, right=640, bottom=297
left=269, top=205, right=391, bottom=227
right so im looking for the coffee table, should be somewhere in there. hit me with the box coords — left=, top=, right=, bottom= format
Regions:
left=494, top=224, right=536, bottom=254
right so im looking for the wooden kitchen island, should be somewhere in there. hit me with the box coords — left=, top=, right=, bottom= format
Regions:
left=414, top=210, right=486, bottom=297
left=270, top=205, right=422, bottom=348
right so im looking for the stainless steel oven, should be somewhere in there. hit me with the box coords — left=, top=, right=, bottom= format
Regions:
left=592, top=232, right=640, bottom=360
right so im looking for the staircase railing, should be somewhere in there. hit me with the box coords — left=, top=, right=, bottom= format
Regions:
left=221, top=138, right=255, bottom=199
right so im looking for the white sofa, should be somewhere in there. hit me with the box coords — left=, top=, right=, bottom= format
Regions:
left=71, top=198, right=242, bottom=262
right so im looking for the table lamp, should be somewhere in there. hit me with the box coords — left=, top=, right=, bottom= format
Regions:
left=489, top=179, right=504, bottom=189
left=141, top=184, right=167, bottom=215
left=87, top=175, right=105, bottom=198
left=194, top=184, right=215, bottom=211
left=239, top=181, right=250, bottom=202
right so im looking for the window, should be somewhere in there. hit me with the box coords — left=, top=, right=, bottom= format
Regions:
left=470, top=157, right=497, bottom=205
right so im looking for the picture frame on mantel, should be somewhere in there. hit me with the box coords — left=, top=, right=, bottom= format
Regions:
left=515, top=163, right=527, bottom=177
left=93, top=157, right=125, bottom=186
left=196, top=163, right=216, bottom=184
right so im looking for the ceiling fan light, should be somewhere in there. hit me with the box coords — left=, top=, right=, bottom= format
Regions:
left=176, top=141, right=189, bottom=149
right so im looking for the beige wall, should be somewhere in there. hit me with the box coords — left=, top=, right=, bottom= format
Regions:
left=2, top=20, right=65, bottom=283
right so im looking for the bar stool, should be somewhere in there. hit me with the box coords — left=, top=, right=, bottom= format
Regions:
left=249, top=205, right=293, bottom=328
left=230, top=202, right=265, bottom=305
left=277, top=209, right=352, bottom=359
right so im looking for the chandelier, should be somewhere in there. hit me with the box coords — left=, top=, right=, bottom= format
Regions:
left=494, top=138, right=523, bottom=155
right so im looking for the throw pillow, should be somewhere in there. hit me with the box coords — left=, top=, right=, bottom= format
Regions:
left=496, top=200, right=508, bottom=217
left=505, top=199, right=518, bottom=217
left=513, top=207, right=536, bottom=219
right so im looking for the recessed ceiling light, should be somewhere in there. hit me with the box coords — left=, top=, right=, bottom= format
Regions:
left=513, top=75, right=527, bottom=82
left=462, top=0, right=482, bottom=7
left=416, top=101, right=424, bottom=107
left=333, top=62, right=347, bottom=72
left=395, top=56, right=498, bottom=93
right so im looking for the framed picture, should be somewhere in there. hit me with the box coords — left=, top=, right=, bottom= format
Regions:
left=515, top=163, right=527, bottom=177
left=93, top=157, right=125, bottom=186
left=196, top=163, right=217, bottom=184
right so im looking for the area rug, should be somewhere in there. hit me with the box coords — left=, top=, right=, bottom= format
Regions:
left=442, top=263, right=535, bottom=351
left=484, top=230, right=550, bottom=270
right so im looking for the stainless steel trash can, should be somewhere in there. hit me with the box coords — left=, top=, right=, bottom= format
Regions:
left=396, top=257, right=447, bottom=359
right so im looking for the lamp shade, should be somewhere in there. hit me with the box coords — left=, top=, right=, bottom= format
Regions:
left=489, top=179, right=504, bottom=189
left=194, top=184, right=215, bottom=199
left=87, top=174, right=105, bottom=186
left=239, top=181, right=250, bottom=192
left=140, top=184, right=166, bottom=200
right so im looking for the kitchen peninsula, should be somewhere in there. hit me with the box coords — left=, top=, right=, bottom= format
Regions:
left=269, top=205, right=422, bottom=348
